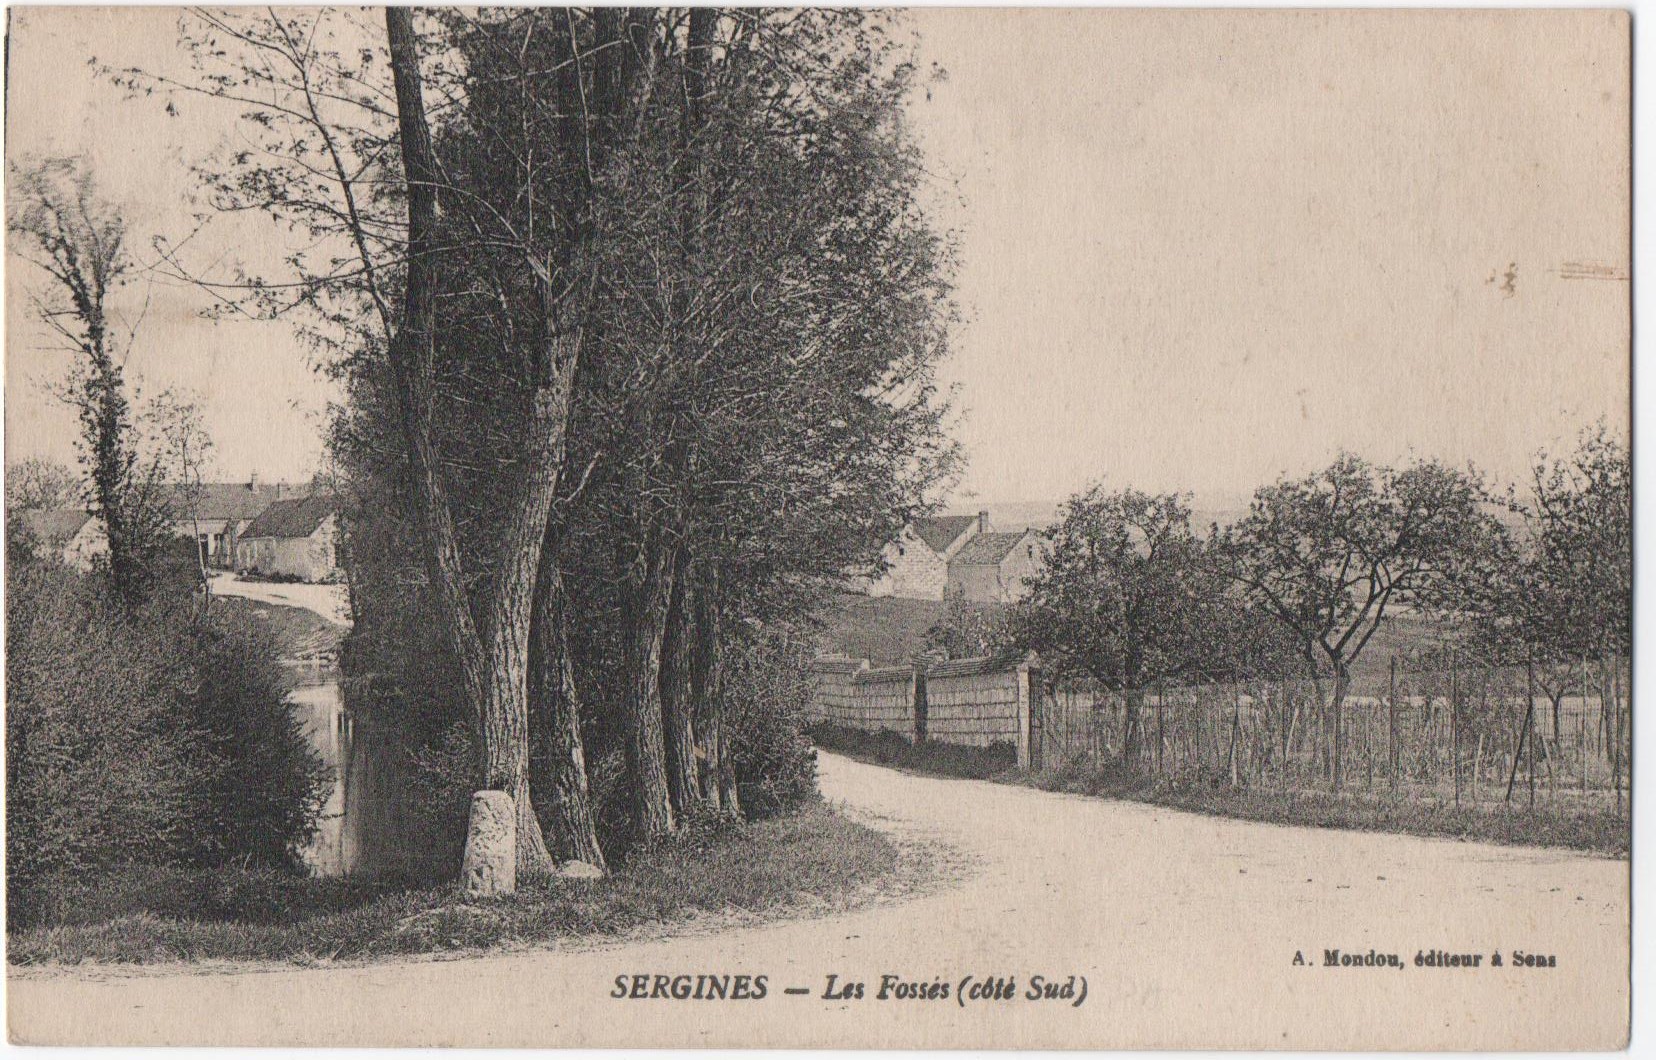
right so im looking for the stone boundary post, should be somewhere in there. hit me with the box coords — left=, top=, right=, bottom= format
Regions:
left=461, top=789, right=516, bottom=896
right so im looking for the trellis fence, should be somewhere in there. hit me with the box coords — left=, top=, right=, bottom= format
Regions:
left=1036, top=654, right=1631, bottom=812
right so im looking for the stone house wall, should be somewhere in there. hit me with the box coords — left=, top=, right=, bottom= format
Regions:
left=865, top=525, right=951, bottom=600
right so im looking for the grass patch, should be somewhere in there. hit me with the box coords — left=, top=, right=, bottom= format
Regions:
left=808, top=723, right=1015, bottom=780
left=812, top=727, right=1627, bottom=857
left=9, top=804, right=898, bottom=968
left=1028, top=758, right=1629, bottom=857
left=208, top=594, right=344, bottom=659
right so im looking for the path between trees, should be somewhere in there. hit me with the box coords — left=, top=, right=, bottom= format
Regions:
left=208, top=573, right=351, bottom=627
left=9, top=753, right=1627, bottom=1049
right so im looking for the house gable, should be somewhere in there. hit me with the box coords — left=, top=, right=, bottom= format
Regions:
left=946, top=529, right=1043, bottom=602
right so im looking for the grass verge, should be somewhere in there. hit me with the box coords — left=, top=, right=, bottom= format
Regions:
left=805, top=724, right=1015, bottom=779
left=9, top=804, right=898, bottom=968
left=809, top=726, right=1628, bottom=857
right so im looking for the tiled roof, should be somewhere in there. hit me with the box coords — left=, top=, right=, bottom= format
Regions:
left=241, top=494, right=334, bottom=540
left=911, top=515, right=977, bottom=554
left=18, top=508, right=95, bottom=545
left=950, top=531, right=1032, bottom=565
left=164, top=482, right=312, bottom=522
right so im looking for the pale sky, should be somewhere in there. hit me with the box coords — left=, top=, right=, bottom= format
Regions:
left=5, top=8, right=1630, bottom=503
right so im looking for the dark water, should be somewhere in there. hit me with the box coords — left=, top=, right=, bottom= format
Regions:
left=285, top=662, right=359, bottom=876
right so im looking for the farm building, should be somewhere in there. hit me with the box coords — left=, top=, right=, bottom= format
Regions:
left=865, top=512, right=988, bottom=600
left=15, top=508, right=108, bottom=571
left=945, top=528, right=1043, bottom=602
left=166, top=475, right=311, bottom=570
left=235, top=493, right=340, bottom=582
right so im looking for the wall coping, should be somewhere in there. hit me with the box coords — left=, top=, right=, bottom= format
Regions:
left=855, top=664, right=916, bottom=685
left=811, top=651, right=1038, bottom=680
left=925, top=649, right=1037, bottom=679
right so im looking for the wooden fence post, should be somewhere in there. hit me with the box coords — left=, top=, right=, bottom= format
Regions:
left=1526, top=656, right=1536, bottom=809
left=1610, top=657, right=1622, bottom=815
left=1451, top=651, right=1460, bottom=808
left=912, top=659, right=928, bottom=744
left=1389, top=655, right=1399, bottom=791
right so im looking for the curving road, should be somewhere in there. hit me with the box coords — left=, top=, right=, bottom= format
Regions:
left=8, top=753, right=1628, bottom=1049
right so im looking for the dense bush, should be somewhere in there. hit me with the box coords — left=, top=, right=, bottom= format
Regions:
left=725, top=633, right=819, bottom=818
left=6, top=557, right=329, bottom=926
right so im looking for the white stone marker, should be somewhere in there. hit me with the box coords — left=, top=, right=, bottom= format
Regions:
left=460, top=790, right=516, bottom=896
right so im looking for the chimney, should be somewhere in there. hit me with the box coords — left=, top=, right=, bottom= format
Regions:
left=249, top=470, right=260, bottom=492
left=275, top=482, right=283, bottom=499
left=978, top=509, right=990, bottom=533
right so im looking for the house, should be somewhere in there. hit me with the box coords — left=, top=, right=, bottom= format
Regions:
left=945, top=528, right=1044, bottom=603
left=865, top=512, right=989, bottom=600
left=167, top=475, right=311, bottom=569
left=235, top=493, right=340, bottom=582
left=15, top=508, right=108, bottom=571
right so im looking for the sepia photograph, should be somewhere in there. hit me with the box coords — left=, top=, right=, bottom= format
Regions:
left=2, top=5, right=1633, bottom=1050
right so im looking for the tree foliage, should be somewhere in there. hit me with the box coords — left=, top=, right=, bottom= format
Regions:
left=140, top=8, right=959, bottom=876
left=6, top=557, right=329, bottom=926
left=1216, top=453, right=1505, bottom=787
left=5, top=458, right=82, bottom=512
left=8, top=158, right=178, bottom=605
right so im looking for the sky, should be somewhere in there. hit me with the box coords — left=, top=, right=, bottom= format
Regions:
left=4, top=8, right=1631, bottom=505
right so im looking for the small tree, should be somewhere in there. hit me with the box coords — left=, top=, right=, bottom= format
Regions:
left=144, top=389, right=216, bottom=600
left=1457, top=426, right=1630, bottom=757
left=1012, top=488, right=1231, bottom=764
left=1218, top=454, right=1504, bottom=789
left=5, top=458, right=82, bottom=512
left=8, top=158, right=172, bottom=605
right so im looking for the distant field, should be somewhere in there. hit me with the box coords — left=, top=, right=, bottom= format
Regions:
left=818, top=591, right=1444, bottom=678
left=815, top=593, right=955, bottom=664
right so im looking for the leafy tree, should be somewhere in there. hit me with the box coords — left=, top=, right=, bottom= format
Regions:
left=1012, top=488, right=1232, bottom=763
left=5, top=457, right=82, bottom=512
left=136, top=8, right=956, bottom=880
left=1217, top=454, right=1504, bottom=788
left=1454, top=426, right=1630, bottom=748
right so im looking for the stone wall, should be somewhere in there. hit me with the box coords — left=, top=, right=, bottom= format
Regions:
left=925, top=654, right=1028, bottom=749
left=808, top=651, right=1037, bottom=766
left=808, top=657, right=917, bottom=737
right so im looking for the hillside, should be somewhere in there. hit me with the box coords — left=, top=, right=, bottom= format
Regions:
left=817, top=591, right=1447, bottom=682
left=817, top=594, right=979, bottom=665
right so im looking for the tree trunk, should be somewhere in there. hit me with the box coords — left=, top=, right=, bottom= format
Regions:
left=660, top=547, right=701, bottom=816
left=474, top=397, right=566, bottom=881
left=622, top=538, right=678, bottom=841
left=530, top=558, right=606, bottom=871
left=387, top=9, right=566, bottom=881
left=691, top=562, right=739, bottom=814
left=1329, top=662, right=1350, bottom=792
left=1121, top=687, right=1144, bottom=767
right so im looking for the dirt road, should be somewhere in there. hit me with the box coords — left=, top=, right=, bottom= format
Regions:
left=9, top=753, right=1628, bottom=1049
left=208, top=573, right=351, bottom=626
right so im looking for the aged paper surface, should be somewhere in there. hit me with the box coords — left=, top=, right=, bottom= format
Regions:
left=4, top=6, right=1630, bottom=1050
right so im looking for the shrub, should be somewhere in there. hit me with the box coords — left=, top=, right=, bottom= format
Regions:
left=725, top=633, right=819, bottom=818
left=7, top=562, right=201, bottom=924
left=5, top=557, right=328, bottom=926
left=185, top=615, right=332, bottom=869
